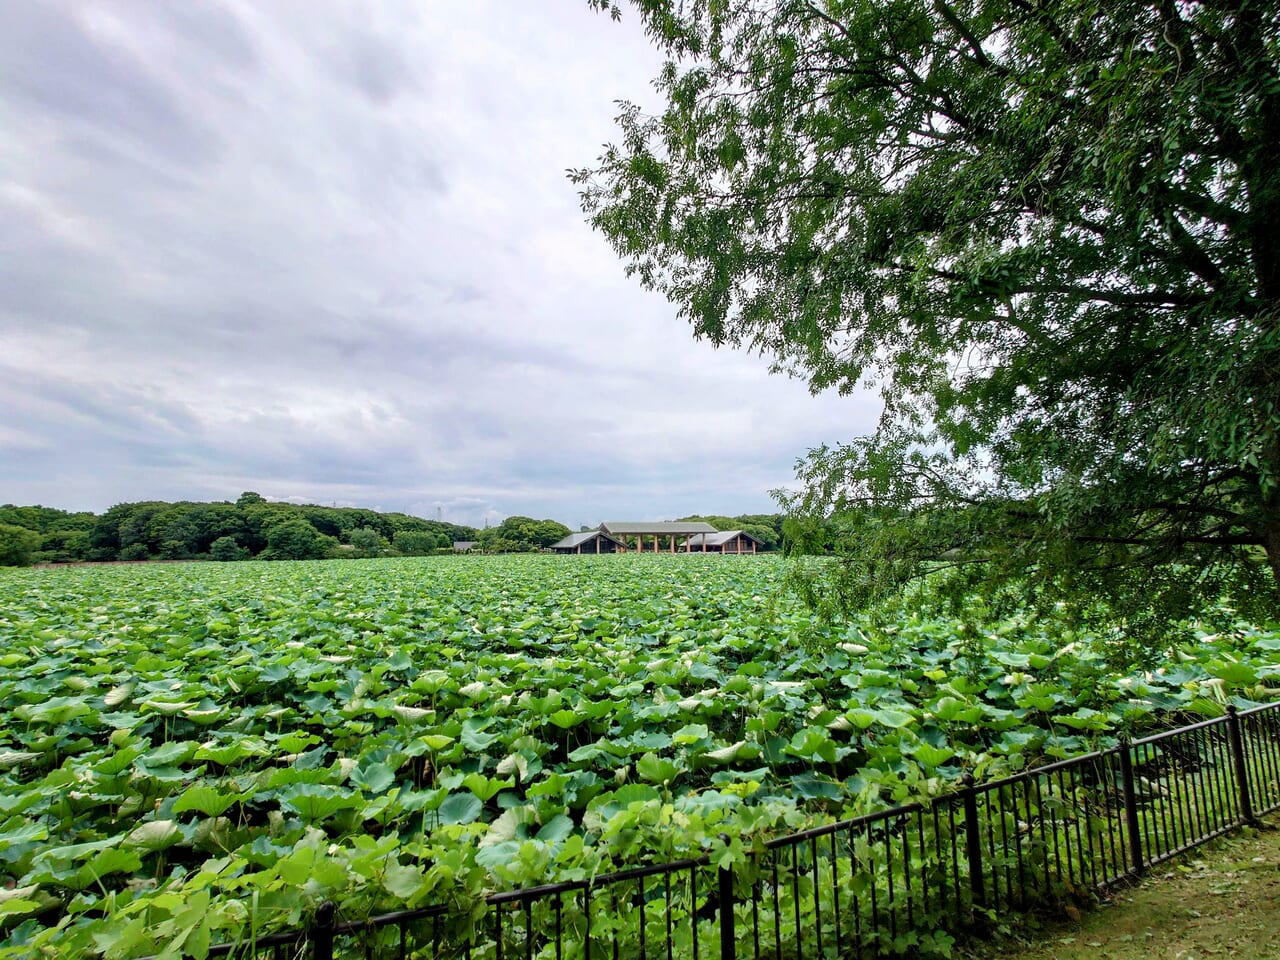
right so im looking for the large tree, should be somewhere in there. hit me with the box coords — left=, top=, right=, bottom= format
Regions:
left=578, top=0, right=1280, bottom=635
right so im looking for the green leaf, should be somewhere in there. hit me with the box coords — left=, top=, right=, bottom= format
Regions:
left=172, top=784, right=239, bottom=818
left=635, top=753, right=683, bottom=786
left=124, top=819, right=181, bottom=852
left=382, top=862, right=427, bottom=901
left=437, top=792, right=483, bottom=826
left=672, top=723, right=710, bottom=744
left=349, top=761, right=396, bottom=793
left=279, top=784, right=359, bottom=822
left=1205, top=661, right=1258, bottom=686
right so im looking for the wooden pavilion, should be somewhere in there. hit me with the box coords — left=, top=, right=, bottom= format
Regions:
left=681, top=530, right=762, bottom=554
left=598, top=521, right=719, bottom=553
left=550, top=531, right=624, bottom=554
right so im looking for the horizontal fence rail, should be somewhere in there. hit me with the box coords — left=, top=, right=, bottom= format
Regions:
left=156, top=702, right=1280, bottom=960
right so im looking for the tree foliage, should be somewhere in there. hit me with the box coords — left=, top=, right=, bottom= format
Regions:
left=578, top=0, right=1280, bottom=637
left=477, top=516, right=573, bottom=552
left=348, top=526, right=390, bottom=558
left=0, top=505, right=95, bottom=563
left=679, top=513, right=784, bottom=550
left=2, top=496, right=477, bottom=564
left=393, top=529, right=446, bottom=555
left=0, top=523, right=41, bottom=567
left=264, top=519, right=324, bottom=561
left=208, top=536, right=249, bottom=562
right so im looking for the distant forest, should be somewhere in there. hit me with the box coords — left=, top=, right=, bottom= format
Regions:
left=0, top=496, right=783, bottom=566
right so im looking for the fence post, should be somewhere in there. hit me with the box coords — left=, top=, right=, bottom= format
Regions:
left=1118, top=740, right=1144, bottom=876
left=960, top=773, right=986, bottom=914
left=1226, top=705, right=1258, bottom=824
left=312, top=900, right=336, bottom=960
left=718, top=834, right=736, bottom=960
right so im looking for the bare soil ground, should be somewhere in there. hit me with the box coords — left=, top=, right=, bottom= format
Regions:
left=959, top=822, right=1280, bottom=960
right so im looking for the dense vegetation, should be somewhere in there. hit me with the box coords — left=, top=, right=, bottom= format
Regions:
left=0, top=499, right=788, bottom=565
left=1, top=555, right=1276, bottom=956
left=0, top=495, right=477, bottom=565
left=579, top=0, right=1280, bottom=637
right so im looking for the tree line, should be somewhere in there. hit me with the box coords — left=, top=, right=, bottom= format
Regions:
left=0, top=497, right=788, bottom=566
left=0, top=493, right=476, bottom=565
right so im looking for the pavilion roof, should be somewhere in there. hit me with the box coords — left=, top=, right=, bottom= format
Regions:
left=599, top=521, right=718, bottom=535
left=550, top=531, right=621, bottom=549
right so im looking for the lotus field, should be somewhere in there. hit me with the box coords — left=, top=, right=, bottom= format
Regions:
left=1, top=555, right=1277, bottom=956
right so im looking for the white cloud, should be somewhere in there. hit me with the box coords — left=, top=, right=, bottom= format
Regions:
left=0, top=0, right=880, bottom=528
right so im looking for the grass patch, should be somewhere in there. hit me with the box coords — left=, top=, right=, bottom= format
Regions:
left=962, top=821, right=1280, bottom=960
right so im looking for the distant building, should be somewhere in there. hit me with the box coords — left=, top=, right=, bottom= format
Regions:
left=550, top=531, right=624, bottom=554
left=452, top=541, right=478, bottom=553
left=599, top=521, right=718, bottom=553
left=682, top=530, right=761, bottom=554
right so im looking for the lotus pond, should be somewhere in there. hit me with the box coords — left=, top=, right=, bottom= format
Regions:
left=1, top=555, right=1277, bottom=956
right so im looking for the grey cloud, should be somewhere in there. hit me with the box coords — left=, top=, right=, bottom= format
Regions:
left=330, top=29, right=413, bottom=105
left=152, top=1, right=258, bottom=72
left=0, top=2, right=220, bottom=166
left=0, top=1, right=877, bottom=525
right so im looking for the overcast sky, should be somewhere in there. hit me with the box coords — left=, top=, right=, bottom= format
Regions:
left=0, top=0, right=879, bottom=530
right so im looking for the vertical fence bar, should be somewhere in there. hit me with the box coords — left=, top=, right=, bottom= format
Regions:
left=750, top=871, right=761, bottom=960
left=636, top=879, right=646, bottom=960
left=1032, top=774, right=1053, bottom=896
left=904, top=813, right=916, bottom=928
left=1174, top=737, right=1192, bottom=849
left=770, top=856, right=781, bottom=960
left=555, top=892, right=564, bottom=960
left=665, top=873, right=674, bottom=960
left=1227, top=707, right=1257, bottom=825
left=1010, top=784, right=1026, bottom=905
left=691, top=867, right=700, bottom=960
left=790, top=844, right=802, bottom=960
left=1129, top=742, right=1154, bottom=859
left=961, top=774, right=985, bottom=913
left=916, top=809, right=930, bottom=921
left=947, top=802, right=962, bottom=928
left=811, top=835, right=823, bottom=960
left=830, top=831, right=843, bottom=959
left=1206, top=727, right=1231, bottom=834
left=719, top=835, right=736, bottom=960
left=1119, top=740, right=1145, bottom=876
left=1068, top=771, right=1086, bottom=894
left=312, top=901, right=336, bottom=960
left=1155, top=742, right=1175, bottom=855
left=849, top=823, right=864, bottom=960
left=1186, top=735, right=1208, bottom=841
left=884, top=825, right=897, bottom=942
left=1247, top=709, right=1280, bottom=813
left=864, top=820, right=880, bottom=941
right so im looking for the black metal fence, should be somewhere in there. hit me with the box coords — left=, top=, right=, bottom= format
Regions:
left=192, top=703, right=1279, bottom=960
